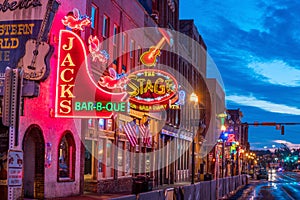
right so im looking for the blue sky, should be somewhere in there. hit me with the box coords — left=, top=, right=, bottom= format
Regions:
left=180, top=0, right=300, bottom=150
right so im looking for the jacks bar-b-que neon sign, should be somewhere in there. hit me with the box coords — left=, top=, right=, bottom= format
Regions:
left=55, top=30, right=127, bottom=118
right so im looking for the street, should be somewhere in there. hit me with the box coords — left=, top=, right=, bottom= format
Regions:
left=231, top=171, right=300, bottom=200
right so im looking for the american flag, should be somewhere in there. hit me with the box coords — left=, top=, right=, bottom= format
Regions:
left=123, top=120, right=138, bottom=147
left=139, top=120, right=151, bottom=147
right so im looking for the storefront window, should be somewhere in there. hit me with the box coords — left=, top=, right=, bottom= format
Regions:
left=84, top=140, right=93, bottom=176
left=98, top=139, right=104, bottom=172
left=177, top=141, right=181, bottom=170
left=106, top=140, right=113, bottom=178
left=146, top=152, right=150, bottom=174
left=98, top=119, right=105, bottom=130
left=88, top=119, right=94, bottom=128
left=106, top=119, right=113, bottom=131
left=118, top=141, right=124, bottom=176
left=125, top=142, right=131, bottom=175
left=58, top=132, right=75, bottom=181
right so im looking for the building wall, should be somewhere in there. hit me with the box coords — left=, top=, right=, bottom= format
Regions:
left=205, top=78, right=225, bottom=175
left=18, top=0, right=88, bottom=198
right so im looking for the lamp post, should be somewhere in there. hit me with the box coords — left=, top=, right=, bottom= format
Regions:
left=190, top=92, right=198, bottom=184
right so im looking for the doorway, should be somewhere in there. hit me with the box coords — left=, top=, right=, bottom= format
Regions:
left=23, top=124, right=45, bottom=199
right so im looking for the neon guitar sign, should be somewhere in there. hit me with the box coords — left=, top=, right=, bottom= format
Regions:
left=140, top=28, right=173, bottom=67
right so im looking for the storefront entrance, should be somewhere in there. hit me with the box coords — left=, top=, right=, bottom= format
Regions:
left=22, top=125, right=45, bottom=199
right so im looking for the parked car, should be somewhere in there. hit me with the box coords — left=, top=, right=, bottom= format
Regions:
left=257, top=169, right=268, bottom=180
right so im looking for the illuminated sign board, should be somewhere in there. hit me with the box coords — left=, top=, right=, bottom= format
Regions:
left=0, top=0, right=58, bottom=95
left=55, top=10, right=179, bottom=117
left=55, top=29, right=127, bottom=118
left=0, top=1, right=44, bottom=71
left=127, top=69, right=178, bottom=112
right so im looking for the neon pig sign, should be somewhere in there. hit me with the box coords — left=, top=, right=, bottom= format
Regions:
left=127, top=69, right=178, bottom=112
left=55, top=12, right=127, bottom=118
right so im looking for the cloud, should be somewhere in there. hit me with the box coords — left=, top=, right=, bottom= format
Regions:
left=248, top=60, right=300, bottom=86
left=272, top=140, right=300, bottom=149
left=226, top=95, right=300, bottom=115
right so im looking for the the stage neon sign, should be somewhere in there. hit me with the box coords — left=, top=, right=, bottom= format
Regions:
left=127, top=69, right=178, bottom=111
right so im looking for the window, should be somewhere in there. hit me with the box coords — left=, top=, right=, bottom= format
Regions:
left=102, top=15, right=109, bottom=38
left=113, top=25, right=119, bottom=45
left=130, top=40, right=135, bottom=69
left=113, top=24, right=120, bottom=72
left=106, top=140, right=113, bottom=178
left=122, top=33, right=127, bottom=53
left=102, top=15, right=109, bottom=51
left=98, top=138, right=105, bottom=178
left=90, top=4, right=98, bottom=35
left=88, top=119, right=94, bottom=128
left=58, top=132, right=76, bottom=181
left=84, top=140, right=93, bottom=176
left=137, top=45, right=142, bottom=66
left=98, top=119, right=105, bottom=130
left=118, top=141, right=125, bottom=176
left=125, top=142, right=131, bottom=175
left=122, top=33, right=128, bottom=69
left=106, top=119, right=113, bottom=131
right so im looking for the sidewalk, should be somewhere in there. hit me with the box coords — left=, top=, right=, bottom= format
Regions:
left=48, top=182, right=191, bottom=200
left=226, top=179, right=258, bottom=200
left=48, top=192, right=133, bottom=200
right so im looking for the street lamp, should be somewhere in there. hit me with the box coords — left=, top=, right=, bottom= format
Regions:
left=190, top=92, right=198, bottom=184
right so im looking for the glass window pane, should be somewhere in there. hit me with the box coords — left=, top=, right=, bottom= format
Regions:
left=125, top=142, right=131, bottom=175
left=107, top=119, right=113, bottom=131
left=91, top=5, right=96, bottom=29
left=106, top=140, right=113, bottom=178
left=102, top=15, right=108, bottom=38
left=88, top=119, right=94, bottom=128
left=98, top=139, right=104, bottom=174
left=98, top=119, right=105, bottom=130
left=59, top=136, right=69, bottom=178
left=107, top=140, right=112, bottom=167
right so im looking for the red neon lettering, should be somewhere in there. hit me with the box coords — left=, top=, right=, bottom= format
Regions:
left=227, top=134, right=235, bottom=142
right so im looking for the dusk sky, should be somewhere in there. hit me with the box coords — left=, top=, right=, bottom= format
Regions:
left=180, top=0, right=300, bottom=150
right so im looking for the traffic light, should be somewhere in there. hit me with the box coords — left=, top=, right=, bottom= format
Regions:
left=281, top=125, right=285, bottom=135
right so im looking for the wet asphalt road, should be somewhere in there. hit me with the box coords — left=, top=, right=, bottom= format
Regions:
left=229, top=171, right=300, bottom=200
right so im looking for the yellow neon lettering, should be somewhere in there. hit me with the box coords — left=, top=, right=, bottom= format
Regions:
left=60, top=84, right=75, bottom=98
left=60, top=68, right=74, bottom=82
left=61, top=53, right=75, bottom=66
left=60, top=100, right=71, bottom=114
left=62, top=37, right=75, bottom=51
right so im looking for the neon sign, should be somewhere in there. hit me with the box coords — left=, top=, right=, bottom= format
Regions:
left=127, top=69, right=178, bottom=111
left=88, top=35, right=109, bottom=63
left=140, top=28, right=173, bottom=67
left=227, top=134, right=235, bottom=142
left=61, top=8, right=91, bottom=31
left=55, top=29, right=127, bottom=118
